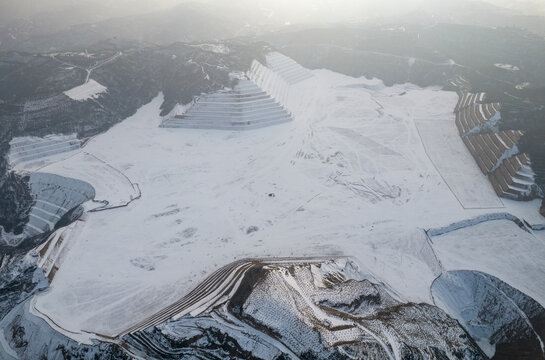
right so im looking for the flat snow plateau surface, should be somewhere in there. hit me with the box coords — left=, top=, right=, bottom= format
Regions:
left=33, top=69, right=545, bottom=339
left=415, top=119, right=504, bottom=209
left=63, top=79, right=107, bottom=101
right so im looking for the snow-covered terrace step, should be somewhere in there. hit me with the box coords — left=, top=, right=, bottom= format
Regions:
left=10, top=139, right=80, bottom=159
left=231, top=82, right=263, bottom=92
left=181, top=110, right=289, bottom=123
left=233, top=82, right=262, bottom=90
left=167, top=112, right=291, bottom=126
left=181, top=111, right=289, bottom=122
left=279, top=71, right=314, bottom=84
left=164, top=112, right=291, bottom=127
left=187, top=105, right=284, bottom=115
left=168, top=114, right=291, bottom=127
left=193, top=99, right=277, bottom=107
left=462, top=131, right=522, bottom=175
left=265, top=52, right=314, bottom=85
left=268, top=62, right=302, bottom=75
left=10, top=144, right=81, bottom=166
left=9, top=134, right=81, bottom=167
left=178, top=104, right=285, bottom=117
left=490, top=153, right=536, bottom=200
left=201, top=92, right=269, bottom=101
left=205, top=84, right=260, bottom=92
left=185, top=105, right=283, bottom=117
left=9, top=134, right=78, bottom=149
left=32, top=207, right=62, bottom=221
left=203, top=92, right=269, bottom=100
left=455, top=103, right=501, bottom=136
left=195, top=97, right=279, bottom=106
left=166, top=117, right=291, bottom=130
left=36, top=199, right=69, bottom=214
left=267, top=59, right=305, bottom=73
left=0, top=173, right=96, bottom=246
left=267, top=55, right=305, bottom=71
left=9, top=140, right=79, bottom=160
left=28, top=213, right=53, bottom=230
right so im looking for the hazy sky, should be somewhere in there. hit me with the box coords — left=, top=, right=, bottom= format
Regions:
left=1, top=0, right=543, bottom=25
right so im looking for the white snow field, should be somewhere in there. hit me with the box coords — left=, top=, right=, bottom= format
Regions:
left=31, top=59, right=545, bottom=341
left=63, top=79, right=107, bottom=101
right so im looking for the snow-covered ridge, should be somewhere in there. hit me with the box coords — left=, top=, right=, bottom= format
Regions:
left=63, top=79, right=107, bottom=101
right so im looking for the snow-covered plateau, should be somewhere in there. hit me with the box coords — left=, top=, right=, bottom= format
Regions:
left=6, top=55, right=544, bottom=357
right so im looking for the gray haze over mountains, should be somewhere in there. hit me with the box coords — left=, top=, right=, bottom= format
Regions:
left=1, top=0, right=543, bottom=25
left=1, top=0, right=545, bottom=52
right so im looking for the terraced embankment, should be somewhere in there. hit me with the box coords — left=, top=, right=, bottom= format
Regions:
left=121, top=257, right=334, bottom=337
left=162, top=51, right=314, bottom=130
left=2, top=173, right=95, bottom=246
left=452, top=85, right=540, bottom=200
left=162, top=78, right=292, bottom=130
left=8, top=134, right=81, bottom=168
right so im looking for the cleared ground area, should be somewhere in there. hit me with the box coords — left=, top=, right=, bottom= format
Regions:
left=31, top=63, right=544, bottom=341
left=416, top=119, right=504, bottom=209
